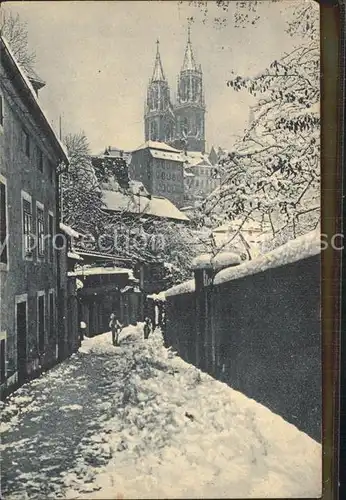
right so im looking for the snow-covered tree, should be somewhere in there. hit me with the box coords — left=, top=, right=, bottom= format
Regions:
left=92, top=155, right=130, bottom=189
left=199, top=1, right=320, bottom=248
left=60, top=133, right=106, bottom=234
left=0, top=10, right=36, bottom=71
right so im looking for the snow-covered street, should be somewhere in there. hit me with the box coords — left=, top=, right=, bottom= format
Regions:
left=1, top=325, right=321, bottom=499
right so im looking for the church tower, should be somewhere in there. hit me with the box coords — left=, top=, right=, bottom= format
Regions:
left=144, top=40, right=175, bottom=143
left=173, top=27, right=206, bottom=153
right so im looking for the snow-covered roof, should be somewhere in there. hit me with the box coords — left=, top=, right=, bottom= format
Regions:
left=132, top=141, right=182, bottom=154
left=73, top=248, right=131, bottom=264
left=0, top=36, right=68, bottom=162
left=102, top=190, right=189, bottom=222
left=68, top=266, right=135, bottom=278
left=147, top=292, right=166, bottom=302
left=213, top=219, right=271, bottom=234
left=183, top=151, right=212, bottom=168
left=150, top=150, right=184, bottom=162
left=129, top=180, right=149, bottom=196
left=94, top=147, right=132, bottom=162
left=214, top=230, right=320, bottom=286
left=59, top=222, right=81, bottom=239
left=164, top=279, right=195, bottom=298
left=192, top=252, right=241, bottom=271
left=67, top=251, right=83, bottom=261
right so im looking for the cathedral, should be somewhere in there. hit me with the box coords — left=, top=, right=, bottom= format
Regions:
left=144, top=28, right=206, bottom=154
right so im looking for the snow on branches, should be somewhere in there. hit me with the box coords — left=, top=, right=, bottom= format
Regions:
left=201, top=0, right=320, bottom=244
left=0, top=10, right=36, bottom=72
left=60, top=133, right=107, bottom=233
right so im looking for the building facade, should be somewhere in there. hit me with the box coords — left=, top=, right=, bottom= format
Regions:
left=144, top=29, right=206, bottom=154
left=183, top=151, right=221, bottom=204
left=129, top=141, right=185, bottom=207
left=0, top=37, right=70, bottom=396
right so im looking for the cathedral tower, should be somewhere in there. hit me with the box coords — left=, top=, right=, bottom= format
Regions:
left=173, top=27, right=206, bottom=153
left=144, top=41, right=175, bottom=143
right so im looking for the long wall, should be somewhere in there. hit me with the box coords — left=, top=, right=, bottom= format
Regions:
left=164, top=236, right=321, bottom=441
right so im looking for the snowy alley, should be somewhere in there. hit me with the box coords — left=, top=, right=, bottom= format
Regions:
left=1, top=325, right=322, bottom=499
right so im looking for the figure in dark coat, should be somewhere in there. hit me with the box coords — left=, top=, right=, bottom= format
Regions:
left=143, top=317, right=152, bottom=340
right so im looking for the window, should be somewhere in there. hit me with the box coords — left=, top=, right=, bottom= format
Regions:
left=37, top=146, right=43, bottom=172
left=182, top=117, right=188, bottom=135
left=37, top=204, right=45, bottom=259
left=48, top=212, right=54, bottom=263
left=0, top=178, right=8, bottom=266
left=22, top=192, right=33, bottom=259
left=0, top=96, right=3, bottom=127
left=37, top=292, right=45, bottom=353
left=22, top=129, right=30, bottom=157
left=48, top=290, right=55, bottom=341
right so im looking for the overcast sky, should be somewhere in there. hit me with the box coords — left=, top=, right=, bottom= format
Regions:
left=5, top=1, right=306, bottom=154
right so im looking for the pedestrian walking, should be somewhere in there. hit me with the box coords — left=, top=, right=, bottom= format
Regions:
left=143, top=317, right=151, bottom=340
left=109, top=312, right=122, bottom=346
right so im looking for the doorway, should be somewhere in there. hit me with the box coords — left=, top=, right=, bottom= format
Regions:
left=16, top=299, right=27, bottom=383
left=38, top=293, right=45, bottom=353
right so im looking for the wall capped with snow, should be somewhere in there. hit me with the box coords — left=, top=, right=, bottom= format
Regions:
left=191, top=252, right=241, bottom=271
left=163, top=231, right=321, bottom=441
left=164, top=279, right=195, bottom=298
left=214, top=229, right=320, bottom=285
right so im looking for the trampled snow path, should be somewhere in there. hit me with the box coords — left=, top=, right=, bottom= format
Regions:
left=1, top=325, right=321, bottom=499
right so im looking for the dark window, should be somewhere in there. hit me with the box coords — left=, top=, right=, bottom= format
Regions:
left=38, top=294, right=45, bottom=353
left=37, top=147, right=43, bottom=172
left=48, top=214, right=54, bottom=263
left=37, top=206, right=45, bottom=258
left=0, top=96, right=3, bottom=126
left=0, top=181, right=8, bottom=265
left=22, top=129, right=30, bottom=157
left=150, top=121, right=158, bottom=141
left=23, top=198, right=33, bottom=258
left=0, top=338, right=5, bottom=384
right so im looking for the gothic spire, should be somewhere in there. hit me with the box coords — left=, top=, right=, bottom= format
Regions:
left=151, top=39, right=166, bottom=82
left=182, top=26, right=198, bottom=71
